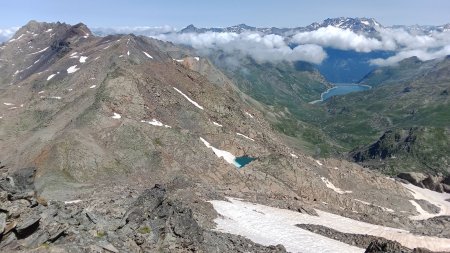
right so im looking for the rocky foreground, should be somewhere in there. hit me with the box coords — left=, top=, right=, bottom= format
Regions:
left=0, top=166, right=449, bottom=253
left=0, top=166, right=290, bottom=252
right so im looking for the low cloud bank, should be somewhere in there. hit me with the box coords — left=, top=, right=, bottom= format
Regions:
left=2, top=23, right=450, bottom=66
left=292, top=26, right=450, bottom=65
left=156, top=32, right=327, bottom=64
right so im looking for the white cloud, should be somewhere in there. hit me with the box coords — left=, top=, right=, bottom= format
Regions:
left=0, top=27, right=19, bottom=42
left=92, top=25, right=176, bottom=36
left=291, top=25, right=450, bottom=65
left=292, top=26, right=389, bottom=52
left=370, top=45, right=450, bottom=66
left=156, top=32, right=327, bottom=64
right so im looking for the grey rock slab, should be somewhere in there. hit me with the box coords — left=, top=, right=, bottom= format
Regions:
left=16, top=216, right=40, bottom=237
left=0, top=212, right=6, bottom=234
left=98, top=241, right=119, bottom=253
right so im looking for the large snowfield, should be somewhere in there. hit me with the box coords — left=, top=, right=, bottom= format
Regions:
left=210, top=198, right=450, bottom=253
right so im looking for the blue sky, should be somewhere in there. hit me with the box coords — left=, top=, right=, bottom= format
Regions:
left=2, top=0, right=450, bottom=28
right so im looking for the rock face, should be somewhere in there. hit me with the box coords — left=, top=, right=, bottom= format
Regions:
left=350, top=128, right=450, bottom=175
left=399, top=172, right=450, bottom=193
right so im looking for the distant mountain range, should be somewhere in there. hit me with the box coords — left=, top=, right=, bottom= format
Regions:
left=179, top=17, right=449, bottom=36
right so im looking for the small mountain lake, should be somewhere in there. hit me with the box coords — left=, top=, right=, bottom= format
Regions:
left=235, top=156, right=256, bottom=168
left=310, top=83, right=371, bottom=103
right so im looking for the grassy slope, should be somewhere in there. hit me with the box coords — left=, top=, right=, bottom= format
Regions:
left=211, top=56, right=345, bottom=156
left=322, top=57, right=450, bottom=174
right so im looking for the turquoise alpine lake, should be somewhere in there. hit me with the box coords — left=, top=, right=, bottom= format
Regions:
left=234, top=156, right=256, bottom=168
left=322, top=83, right=371, bottom=101
left=310, top=83, right=371, bottom=103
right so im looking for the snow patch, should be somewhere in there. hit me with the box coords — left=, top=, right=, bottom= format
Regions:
left=315, top=160, right=323, bottom=166
left=210, top=197, right=450, bottom=253
left=402, top=183, right=450, bottom=220
left=111, top=112, right=121, bottom=119
left=127, top=51, right=130, bottom=56
left=67, top=65, right=79, bottom=74
left=79, top=56, right=88, bottom=63
left=29, top=47, right=49, bottom=55
left=143, top=51, right=153, bottom=59
left=194, top=57, right=200, bottom=61
left=245, top=112, right=254, bottom=118
left=290, top=153, right=298, bottom=158
left=212, top=121, right=222, bottom=127
left=200, top=137, right=239, bottom=167
left=3, top=102, right=14, bottom=106
left=64, top=199, right=82, bottom=205
left=141, top=119, right=171, bottom=128
left=354, top=199, right=394, bottom=213
left=236, top=133, right=255, bottom=141
left=321, top=177, right=352, bottom=194
left=47, top=74, right=56, bottom=81
left=173, top=87, right=204, bottom=110
left=89, top=85, right=96, bottom=89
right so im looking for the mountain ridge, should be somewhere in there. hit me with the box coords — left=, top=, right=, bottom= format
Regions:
left=1, top=20, right=450, bottom=253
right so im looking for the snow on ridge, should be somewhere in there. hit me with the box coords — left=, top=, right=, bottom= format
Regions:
left=143, top=51, right=153, bottom=59
left=236, top=132, right=255, bottom=141
left=79, top=56, right=88, bottom=63
left=44, top=28, right=53, bottom=33
left=321, top=177, right=352, bottom=194
left=112, top=112, right=121, bottom=119
left=210, top=197, right=450, bottom=253
left=29, top=47, right=49, bottom=55
left=47, top=74, right=56, bottom=81
left=194, top=57, right=200, bottom=61
left=200, top=137, right=239, bottom=167
left=141, top=119, right=171, bottom=128
left=67, top=65, right=80, bottom=74
left=173, top=87, right=204, bottom=110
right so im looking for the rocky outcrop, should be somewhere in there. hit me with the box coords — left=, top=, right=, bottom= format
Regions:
left=398, top=172, right=450, bottom=193
left=0, top=167, right=287, bottom=252
left=350, top=127, right=450, bottom=175
left=364, top=239, right=409, bottom=253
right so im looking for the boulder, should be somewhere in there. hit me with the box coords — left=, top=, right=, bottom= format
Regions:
left=422, top=176, right=444, bottom=193
left=397, top=172, right=427, bottom=187
left=15, top=217, right=40, bottom=238
left=365, top=239, right=406, bottom=253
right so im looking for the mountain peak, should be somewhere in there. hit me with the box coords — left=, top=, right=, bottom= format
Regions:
left=180, top=24, right=199, bottom=33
